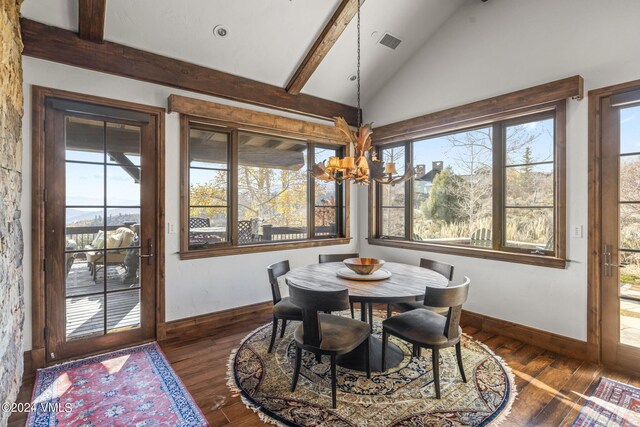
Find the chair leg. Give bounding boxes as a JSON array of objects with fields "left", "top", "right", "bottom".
[
  {"left": 291, "top": 346, "right": 302, "bottom": 392},
  {"left": 456, "top": 341, "right": 467, "bottom": 383},
  {"left": 386, "top": 304, "right": 392, "bottom": 319},
  {"left": 268, "top": 317, "right": 278, "bottom": 353},
  {"left": 280, "top": 319, "right": 287, "bottom": 338},
  {"left": 315, "top": 352, "right": 322, "bottom": 363},
  {"left": 368, "top": 303, "right": 373, "bottom": 330},
  {"left": 432, "top": 348, "right": 441, "bottom": 399},
  {"left": 330, "top": 354, "right": 337, "bottom": 409},
  {"left": 350, "top": 302, "right": 355, "bottom": 319},
  {"left": 365, "top": 337, "right": 371, "bottom": 379},
  {"left": 381, "top": 330, "right": 388, "bottom": 372},
  {"left": 412, "top": 344, "right": 422, "bottom": 357}
]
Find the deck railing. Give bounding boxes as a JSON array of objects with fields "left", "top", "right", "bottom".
[{"left": 68, "top": 224, "right": 339, "bottom": 248}]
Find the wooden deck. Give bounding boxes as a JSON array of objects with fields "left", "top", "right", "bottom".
[
  {"left": 65, "top": 259, "right": 140, "bottom": 339},
  {"left": 9, "top": 312, "right": 640, "bottom": 427}
]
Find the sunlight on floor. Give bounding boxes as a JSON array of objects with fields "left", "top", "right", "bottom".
[
  {"left": 33, "top": 373, "right": 71, "bottom": 403},
  {"left": 101, "top": 354, "right": 130, "bottom": 375},
  {"left": 513, "top": 369, "right": 567, "bottom": 399}
]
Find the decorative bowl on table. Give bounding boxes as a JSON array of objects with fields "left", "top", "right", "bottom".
[{"left": 343, "top": 258, "right": 385, "bottom": 275}]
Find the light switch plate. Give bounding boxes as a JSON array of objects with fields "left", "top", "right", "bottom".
[
  {"left": 167, "top": 222, "right": 176, "bottom": 234},
  {"left": 571, "top": 225, "right": 583, "bottom": 238}
]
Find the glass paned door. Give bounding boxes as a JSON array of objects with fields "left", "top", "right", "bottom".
[
  {"left": 45, "top": 102, "right": 157, "bottom": 362},
  {"left": 601, "top": 96, "right": 640, "bottom": 370},
  {"left": 618, "top": 105, "right": 640, "bottom": 347}
]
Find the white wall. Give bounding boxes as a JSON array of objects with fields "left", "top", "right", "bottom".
[
  {"left": 21, "top": 57, "right": 358, "bottom": 350},
  {"left": 360, "top": 0, "right": 640, "bottom": 340}
]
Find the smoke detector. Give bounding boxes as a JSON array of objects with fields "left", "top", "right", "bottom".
[
  {"left": 378, "top": 32, "right": 402, "bottom": 50},
  {"left": 213, "top": 25, "right": 229, "bottom": 38}
]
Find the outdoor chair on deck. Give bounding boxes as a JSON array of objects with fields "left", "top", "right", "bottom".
[
  {"left": 470, "top": 228, "right": 492, "bottom": 248},
  {"left": 85, "top": 227, "right": 135, "bottom": 282}
]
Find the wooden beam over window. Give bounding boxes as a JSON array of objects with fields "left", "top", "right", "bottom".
[
  {"left": 78, "top": 0, "right": 106, "bottom": 43},
  {"left": 20, "top": 18, "right": 359, "bottom": 125},
  {"left": 168, "top": 94, "right": 350, "bottom": 145},
  {"left": 286, "top": 0, "right": 358, "bottom": 95},
  {"left": 374, "top": 75, "right": 583, "bottom": 144}
]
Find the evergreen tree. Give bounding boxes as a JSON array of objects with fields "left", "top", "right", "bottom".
[{"left": 426, "top": 166, "right": 462, "bottom": 223}]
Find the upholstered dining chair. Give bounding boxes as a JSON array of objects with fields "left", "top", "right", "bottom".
[
  {"left": 381, "top": 277, "right": 470, "bottom": 399},
  {"left": 319, "top": 253, "right": 360, "bottom": 318},
  {"left": 287, "top": 280, "right": 371, "bottom": 409},
  {"left": 267, "top": 260, "right": 302, "bottom": 353},
  {"left": 386, "top": 258, "right": 455, "bottom": 318}
]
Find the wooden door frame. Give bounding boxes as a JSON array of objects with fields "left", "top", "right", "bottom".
[
  {"left": 31, "top": 86, "right": 166, "bottom": 368},
  {"left": 588, "top": 78, "right": 640, "bottom": 365}
]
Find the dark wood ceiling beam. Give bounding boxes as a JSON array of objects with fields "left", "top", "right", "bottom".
[
  {"left": 21, "top": 18, "right": 359, "bottom": 125},
  {"left": 78, "top": 0, "right": 106, "bottom": 43},
  {"left": 286, "top": 0, "right": 358, "bottom": 95}
]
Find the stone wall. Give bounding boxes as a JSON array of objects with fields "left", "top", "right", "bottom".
[{"left": 0, "top": 0, "right": 24, "bottom": 425}]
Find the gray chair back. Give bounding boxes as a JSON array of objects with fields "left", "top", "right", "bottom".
[
  {"left": 267, "top": 260, "right": 290, "bottom": 304},
  {"left": 423, "top": 276, "right": 470, "bottom": 339},
  {"left": 319, "top": 253, "right": 359, "bottom": 263},
  {"left": 287, "top": 280, "right": 350, "bottom": 347},
  {"left": 420, "top": 257, "right": 455, "bottom": 281}
]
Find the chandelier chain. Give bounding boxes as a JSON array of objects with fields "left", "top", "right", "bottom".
[{"left": 357, "top": 0, "right": 361, "bottom": 127}]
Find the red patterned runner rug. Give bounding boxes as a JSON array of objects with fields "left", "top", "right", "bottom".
[
  {"left": 25, "top": 342, "right": 208, "bottom": 427},
  {"left": 573, "top": 377, "right": 640, "bottom": 427}
]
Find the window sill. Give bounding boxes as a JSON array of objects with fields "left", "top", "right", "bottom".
[
  {"left": 179, "top": 237, "right": 352, "bottom": 260},
  {"left": 367, "top": 238, "right": 567, "bottom": 269}
]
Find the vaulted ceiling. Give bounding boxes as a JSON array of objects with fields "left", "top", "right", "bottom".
[{"left": 20, "top": 0, "right": 465, "bottom": 107}]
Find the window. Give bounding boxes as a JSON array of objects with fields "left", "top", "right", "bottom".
[
  {"left": 182, "top": 118, "right": 347, "bottom": 258},
  {"left": 379, "top": 145, "right": 407, "bottom": 238},
  {"left": 372, "top": 104, "right": 565, "bottom": 268},
  {"left": 187, "top": 126, "right": 230, "bottom": 246}
]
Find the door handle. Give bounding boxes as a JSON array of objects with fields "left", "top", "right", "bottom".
[
  {"left": 606, "top": 263, "right": 627, "bottom": 269},
  {"left": 603, "top": 244, "right": 627, "bottom": 277},
  {"left": 139, "top": 238, "right": 154, "bottom": 265}
]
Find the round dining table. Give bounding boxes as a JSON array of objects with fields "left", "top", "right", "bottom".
[{"left": 284, "top": 261, "right": 449, "bottom": 372}]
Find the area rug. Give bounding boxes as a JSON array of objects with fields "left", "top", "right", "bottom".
[
  {"left": 572, "top": 377, "right": 640, "bottom": 426},
  {"left": 227, "top": 312, "right": 516, "bottom": 426},
  {"left": 26, "top": 342, "right": 208, "bottom": 427}
]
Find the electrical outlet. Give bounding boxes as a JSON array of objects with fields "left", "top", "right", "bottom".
[
  {"left": 571, "top": 225, "right": 583, "bottom": 238},
  {"left": 167, "top": 222, "right": 175, "bottom": 234}
]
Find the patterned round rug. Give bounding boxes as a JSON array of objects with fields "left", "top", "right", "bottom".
[{"left": 227, "top": 312, "right": 516, "bottom": 426}]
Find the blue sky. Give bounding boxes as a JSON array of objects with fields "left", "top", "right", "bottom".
[
  {"left": 621, "top": 105, "right": 640, "bottom": 154},
  {"left": 412, "top": 118, "right": 554, "bottom": 175}
]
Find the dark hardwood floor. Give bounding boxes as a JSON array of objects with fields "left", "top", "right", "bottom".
[{"left": 9, "top": 312, "right": 640, "bottom": 426}]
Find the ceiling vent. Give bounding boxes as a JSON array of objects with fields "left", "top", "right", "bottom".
[{"left": 378, "top": 32, "right": 402, "bottom": 50}]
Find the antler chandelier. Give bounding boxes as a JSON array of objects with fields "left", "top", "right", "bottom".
[{"left": 311, "top": 1, "right": 414, "bottom": 186}]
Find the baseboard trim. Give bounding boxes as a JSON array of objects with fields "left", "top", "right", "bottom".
[
  {"left": 461, "top": 310, "right": 596, "bottom": 363},
  {"left": 164, "top": 301, "right": 273, "bottom": 341}
]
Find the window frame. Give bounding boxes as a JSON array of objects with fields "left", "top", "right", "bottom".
[
  {"left": 180, "top": 115, "right": 350, "bottom": 259},
  {"left": 369, "top": 101, "right": 567, "bottom": 268}
]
